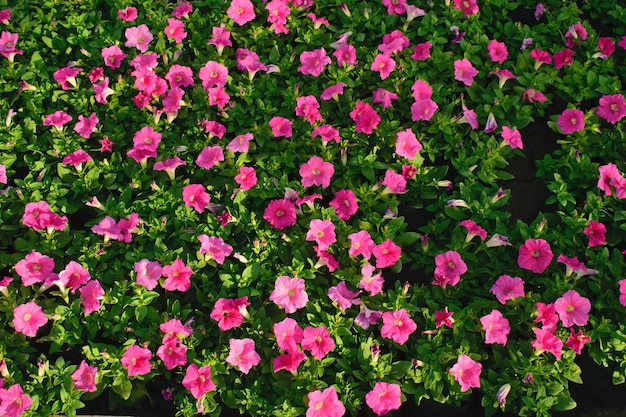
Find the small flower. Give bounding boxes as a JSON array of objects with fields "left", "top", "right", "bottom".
[
  {"left": 306, "top": 386, "right": 345, "bottom": 417},
  {"left": 227, "top": 0, "right": 256, "bottom": 25},
  {"left": 480, "top": 310, "right": 511, "bottom": 345},
  {"left": 182, "top": 364, "right": 215, "bottom": 399},
  {"left": 301, "top": 326, "right": 335, "bottom": 360},
  {"left": 554, "top": 289, "right": 591, "bottom": 327},
  {"left": 433, "top": 250, "right": 467, "bottom": 288},
  {"left": 454, "top": 58, "right": 479, "bottom": 86},
  {"left": 365, "top": 382, "right": 402, "bottom": 416},
  {"left": 270, "top": 276, "right": 308, "bottom": 313},
  {"left": 490, "top": 275, "right": 525, "bottom": 304},
  {"left": 488, "top": 39, "right": 508, "bottom": 63},
  {"left": 435, "top": 306, "right": 454, "bottom": 328},
  {"left": 328, "top": 281, "right": 360, "bottom": 311},
  {"left": 121, "top": 345, "right": 152, "bottom": 377},
  {"left": 566, "top": 329, "right": 591, "bottom": 354},
  {"left": 72, "top": 361, "right": 98, "bottom": 392},
  {"left": 13, "top": 301, "right": 48, "bottom": 337},
  {"left": 517, "top": 239, "right": 553, "bottom": 274},
  {"left": 372, "top": 239, "right": 402, "bottom": 269},
  {"left": 583, "top": 220, "right": 607, "bottom": 247},
  {"left": 449, "top": 354, "right": 482, "bottom": 392},
  {"left": 264, "top": 199, "right": 297, "bottom": 230},
  {"left": 226, "top": 338, "right": 261, "bottom": 374},
  {"left": 381, "top": 308, "right": 417, "bottom": 345},
  {"left": 531, "top": 328, "right": 563, "bottom": 360},
  {"left": 557, "top": 109, "right": 585, "bottom": 134}
]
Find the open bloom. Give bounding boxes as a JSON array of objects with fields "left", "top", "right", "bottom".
[
  {"left": 449, "top": 354, "right": 482, "bottom": 392},
  {"left": 480, "top": 310, "right": 511, "bottom": 345},
  {"left": 300, "top": 156, "right": 334, "bottom": 188},
  {"left": 264, "top": 199, "right": 297, "bottom": 229},
  {"left": 227, "top": 0, "right": 255, "bottom": 25},
  {"left": 0, "top": 384, "right": 33, "bottom": 417},
  {"left": 373, "top": 239, "right": 401, "bottom": 269},
  {"left": 365, "top": 382, "right": 402, "bottom": 416},
  {"left": 72, "top": 360, "right": 98, "bottom": 392},
  {"left": 210, "top": 297, "right": 249, "bottom": 331},
  {"left": 298, "top": 48, "right": 331, "bottom": 77},
  {"left": 501, "top": 126, "right": 523, "bottom": 149},
  {"left": 198, "top": 235, "right": 233, "bottom": 265},
  {"left": 433, "top": 251, "right": 467, "bottom": 287},
  {"left": 226, "top": 338, "right": 261, "bottom": 374},
  {"left": 270, "top": 276, "right": 308, "bottom": 313},
  {"left": 488, "top": 39, "right": 508, "bottom": 63},
  {"left": 182, "top": 184, "right": 211, "bottom": 213},
  {"left": 273, "top": 317, "right": 303, "bottom": 352},
  {"left": 306, "top": 386, "right": 345, "bottom": 417},
  {"left": 13, "top": 301, "right": 48, "bottom": 337},
  {"left": 381, "top": 308, "right": 417, "bottom": 345},
  {"left": 583, "top": 220, "right": 607, "bottom": 247},
  {"left": 359, "top": 264, "right": 384, "bottom": 296},
  {"left": 554, "top": 290, "right": 591, "bottom": 327},
  {"left": 371, "top": 54, "right": 395, "bottom": 80},
  {"left": 182, "top": 363, "right": 215, "bottom": 399},
  {"left": 518, "top": 239, "right": 553, "bottom": 273},
  {"left": 15, "top": 250, "right": 55, "bottom": 286},
  {"left": 566, "top": 329, "right": 591, "bottom": 354},
  {"left": 435, "top": 307, "right": 454, "bottom": 328},
  {"left": 306, "top": 219, "right": 336, "bottom": 250},
  {"left": 454, "top": 58, "right": 479, "bottom": 86},
  {"left": 301, "top": 326, "right": 335, "bottom": 360},
  {"left": 161, "top": 259, "right": 193, "bottom": 292},
  {"left": 395, "top": 128, "right": 422, "bottom": 160},
  {"left": 558, "top": 109, "right": 585, "bottom": 134},
  {"left": 531, "top": 328, "right": 563, "bottom": 360},
  {"left": 125, "top": 24, "right": 153, "bottom": 52},
  {"left": 329, "top": 189, "right": 358, "bottom": 220},
  {"left": 490, "top": 275, "right": 525, "bottom": 304},
  {"left": 348, "top": 230, "right": 375, "bottom": 258},
  {"left": 328, "top": 281, "right": 360, "bottom": 311},
  {"left": 121, "top": 345, "right": 152, "bottom": 376},
  {"left": 597, "top": 94, "right": 626, "bottom": 124}
]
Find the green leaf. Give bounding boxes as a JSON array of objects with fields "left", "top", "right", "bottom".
[{"left": 552, "top": 396, "right": 576, "bottom": 411}]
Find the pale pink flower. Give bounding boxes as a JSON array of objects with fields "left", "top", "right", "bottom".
[
  {"left": 480, "top": 310, "right": 510, "bottom": 345},
  {"left": 381, "top": 308, "right": 417, "bottom": 344},
  {"left": 395, "top": 128, "right": 422, "bottom": 160},
  {"left": 226, "top": 338, "right": 261, "bottom": 374},
  {"left": 161, "top": 259, "right": 193, "bottom": 292},
  {"left": 566, "top": 329, "right": 591, "bottom": 354},
  {"left": 557, "top": 109, "right": 585, "bottom": 134},
  {"left": 329, "top": 189, "right": 358, "bottom": 220},
  {"left": 373, "top": 239, "right": 401, "bottom": 269},
  {"left": 300, "top": 156, "right": 334, "bottom": 188},
  {"left": 234, "top": 166, "right": 257, "bottom": 191},
  {"left": 196, "top": 145, "right": 224, "bottom": 170},
  {"left": 13, "top": 301, "right": 48, "bottom": 337},
  {"left": 597, "top": 94, "right": 626, "bottom": 124},
  {"left": 488, "top": 39, "right": 508, "bottom": 63},
  {"left": 268, "top": 116, "right": 293, "bottom": 138},
  {"left": 74, "top": 113, "right": 99, "bottom": 138},
  {"left": 125, "top": 24, "right": 153, "bottom": 53},
  {"left": 449, "top": 354, "right": 482, "bottom": 392},
  {"left": 134, "top": 259, "right": 162, "bottom": 290},
  {"left": 365, "top": 382, "right": 402, "bottom": 416},
  {"left": 518, "top": 238, "right": 553, "bottom": 273},
  {"left": 182, "top": 184, "right": 211, "bottom": 213},
  {"left": 264, "top": 199, "right": 297, "bottom": 230},
  {"left": 554, "top": 289, "right": 591, "bottom": 327},
  {"left": 359, "top": 264, "right": 384, "bottom": 296},
  {"left": 80, "top": 280, "right": 105, "bottom": 315},
  {"left": 371, "top": 54, "right": 395, "bottom": 80},
  {"left": 348, "top": 230, "right": 375, "bottom": 258},
  {"left": 210, "top": 297, "right": 249, "bottom": 331},
  {"left": 501, "top": 126, "right": 523, "bottom": 149},
  {"left": 182, "top": 364, "right": 215, "bottom": 399},
  {"left": 270, "top": 276, "right": 308, "bottom": 313},
  {"left": 273, "top": 317, "right": 303, "bottom": 352},
  {"left": 198, "top": 235, "right": 232, "bottom": 265},
  {"left": 490, "top": 275, "right": 525, "bottom": 304},
  {"left": 454, "top": 58, "right": 479, "bottom": 86},
  {"left": 531, "top": 328, "right": 563, "bottom": 360},
  {"left": 299, "top": 48, "right": 331, "bottom": 77},
  {"left": 301, "top": 326, "right": 335, "bottom": 360},
  {"left": 165, "top": 64, "right": 194, "bottom": 89},
  {"left": 227, "top": 0, "right": 256, "bottom": 25},
  {"left": 72, "top": 360, "right": 98, "bottom": 392},
  {"left": 433, "top": 250, "right": 467, "bottom": 288},
  {"left": 584, "top": 220, "right": 607, "bottom": 247},
  {"left": 328, "top": 281, "right": 360, "bottom": 311},
  {"left": 164, "top": 18, "right": 186, "bottom": 43},
  {"left": 354, "top": 305, "right": 383, "bottom": 329},
  {"left": 306, "top": 387, "right": 345, "bottom": 417}
]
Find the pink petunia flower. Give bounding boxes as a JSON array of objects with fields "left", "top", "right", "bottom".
[
  {"left": 411, "top": 79, "right": 433, "bottom": 101},
  {"left": 501, "top": 126, "right": 523, "bottom": 149},
  {"left": 365, "top": 382, "right": 402, "bottom": 416},
  {"left": 157, "top": 338, "right": 188, "bottom": 370},
  {"left": 433, "top": 250, "right": 467, "bottom": 288},
  {"left": 597, "top": 94, "right": 626, "bottom": 124},
  {"left": 101, "top": 45, "right": 126, "bottom": 69},
  {"left": 619, "top": 279, "right": 626, "bottom": 307},
  {"left": 182, "top": 184, "right": 211, "bottom": 213},
  {"left": 371, "top": 54, "right": 395, "bottom": 80},
  {"left": 584, "top": 220, "right": 607, "bottom": 247},
  {"left": 161, "top": 259, "right": 193, "bottom": 292},
  {"left": 199, "top": 120, "right": 227, "bottom": 139},
  {"left": 435, "top": 306, "right": 454, "bottom": 328},
  {"left": 518, "top": 238, "right": 553, "bottom": 273},
  {"left": 0, "top": 384, "right": 33, "bottom": 417},
  {"left": 121, "top": 345, "right": 152, "bottom": 377},
  {"left": 395, "top": 128, "right": 422, "bottom": 160},
  {"left": 298, "top": 48, "right": 331, "bottom": 77},
  {"left": 226, "top": 338, "right": 261, "bottom": 374},
  {"left": 58, "top": 260, "right": 91, "bottom": 293},
  {"left": 480, "top": 310, "right": 510, "bottom": 345},
  {"left": 15, "top": 250, "right": 55, "bottom": 286},
  {"left": 134, "top": 259, "right": 162, "bottom": 290},
  {"left": 172, "top": 2, "right": 193, "bottom": 18},
  {"left": 359, "top": 264, "right": 384, "bottom": 296},
  {"left": 565, "top": 22, "right": 587, "bottom": 48},
  {"left": 554, "top": 289, "right": 591, "bottom": 327},
  {"left": 210, "top": 297, "right": 249, "bottom": 331},
  {"left": 268, "top": 116, "right": 293, "bottom": 138},
  {"left": 295, "top": 95, "right": 323, "bottom": 125},
  {"left": 13, "top": 301, "right": 48, "bottom": 337},
  {"left": 62, "top": 149, "right": 92, "bottom": 170},
  {"left": 333, "top": 43, "right": 357, "bottom": 67},
  {"left": 381, "top": 308, "right": 416, "bottom": 344},
  {"left": 53, "top": 67, "right": 83, "bottom": 90},
  {"left": 74, "top": 113, "right": 99, "bottom": 139},
  {"left": 301, "top": 326, "right": 335, "bottom": 360},
  {"left": 410, "top": 99, "right": 438, "bottom": 122},
  {"left": 125, "top": 24, "right": 153, "bottom": 53},
  {"left": 355, "top": 304, "right": 383, "bottom": 329},
  {"left": 320, "top": 83, "right": 346, "bottom": 101},
  {"left": 449, "top": 354, "right": 482, "bottom": 392},
  {"left": 348, "top": 230, "right": 375, "bottom": 258},
  {"left": 198, "top": 235, "right": 232, "bottom": 265},
  {"left": 491, "top": 69, "right": 518, "bottom": 89},
  {"left": 44, "top": 110, "right": 72, "bottom": 130},
  {"left": 328, "top": 281, "right": 360, "bottom": 311},
  {"left": 306, "top": 386, "right": 345, "bottom": 417},
  {"left": 531, "top": 328, "right": 563, "bottom": 360},
  {"left": 117, "top": 6, "right": 138, "bottom": 21},
  {"left": 372, "top": 88, "right": 398, "bottom": 108},
  {"left": 227, "top": 133, "right": 254, "bottom": 153},
  {"left": 459, "top": 219, "right": 487, "bottom": 242},
  {"left": 165, "top": 64, "right": 194, "bottom": 89},
  {"left": 566, "top": 329, "right": 591, "bottom": 354},
  {"left": 207, "top": 85, "right": 230, "bottom": 110},
  {"left": 350, "top": 101, "right": 380, "bottom": 134},
  {"left": 411, "top": 41, "right": 432, "bottom": 60},
  {"left": 378, "top": 30, "right": 409, "bottom": 54},
  {"left": 454, "top": 58, "right": 479, "bottom": 86},
  {"left": 329, "top": 189, "right": 358, "bottom": 220},
  {"left": 72, "top": 360, "right": 98, "bottom": 392},
  {"left": 234, "top": 166, "right": 258, "bottom": 191},
  {"left": 522, "top": 88, "right": 547, "bottom": 104},
  {"left": 273, "top": 350, "right": 307, "bottom": 374},
  {"left": 182, "top": 364, "right": 215, "bottom": 399},
  {"left": 597, "top": 163, "right": 626, "bottom": 197},
  {"left": 164, "top": 18, "right": 186, "bottom": 43},
  {"left": 153, "top": 157, "right": 186, "bottom": 180},
  {"left": 553, "top": 49, "right": 575, "bottom": 69},
  {"left": 270, "top": 276, "right": 308, "bottom": 313},
  {"left": 558, "top": 109, "right": 585, "bottom": 134},
  {"left": 273, "top": 317, "right": 303, "bottom": 352},
  {"left": 488, "top": 39, "right": 508, "bottom": 63},
  {"left": 236, "top": 48, "right": 268, "bottom": 78},
  {"left": 535, "top": 301, "right": 559, "bottom": 333},
  {"left": 373, "top": 239, "right": 401, "bottom": 269},
  {"left": 306, "top": 219, "right": 336, "bottom": 251},
  {"left": 300, "top": 156, "right": 334, "bottom": 188},
  {"left": 199, "top": 61, "right": 228, "bottom": 90},
  {"left": 490, "top": 275, "right": 525, "bottom": 305},
  {"left": 266, "top": 0, "right": 290, "bottom": 34},
  {"left": 80, "top": 280, "right": 104, "bottom": 315},
  {"left": 196, "top": 145, "right": 224, "bottom": 170},
  {"left": 22, "top": 201, "right": 68, "bottom": 232},
  {"left": 227, "top": 0, "right": 256, "bottom": 25},
  {"left": 381, "top": 0, "right": 406, "bottom": 14},
  {"left": 381, "top": 169, "right": 407, "bottom": 194},
  {"left": 264, "top": 199, "right": 297, "bottom": 229},
  {"left": 596, "top": 37, "right": 615, "bottom": 59}
]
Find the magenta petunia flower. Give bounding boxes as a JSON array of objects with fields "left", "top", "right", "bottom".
[
  {"left": 227, "top": 133, "right": 254, "bottom": 153},
  {"left": 301, "top": 326, "right": 335, "bottom": 360},
  {"left": 58, "top": 260, "right": 91, "bottom": 292},
  {"left": 373, "top": 239, "right": 402, "bottom": 269},
  {"left": 522, "top": 88, "right": 547, "bottom": 103},
  {"left": 566, "top": 329, "right": 591, "bottom": 354},
  {"left": 53, "top": 66, "right": 83, "bottom": 90},
  {"left": 619, "top": 280, "right": 626, "bottom": 307},
  {"left": 355, "top": 305, "right": 383, "bottom": 329},
  {"left": 350, "top": 101, "right": 380, "bottom": 134},
  {"left": 226, "top": 338, "right": 261, "bottom": 374},
  {"left": 200, "top": 120, "right": 227, "bottom": 138},
  {"left": 165, "top": 64, "right": 194, "bottom": 89},
  {"left": 378, "top": 30, "right": 409, "bottom": 54},
  {"left": 453, "top": 0, "right": 479, "bottom": 16},
  {"left": 101, "top": 45, "right": 126, "bottom": 69},
  {"left": 74, "top": 112, "right": 99, "bottom": 139},
  {"left": 365, "top": 382, "right": 401, "bottom": 416},
  {"left": 329, "top": 189, "right": 358, "bottom": 220},
  {"left": 227, "top": 0, "right": 256, "bottom": 25},
  {"left": 596, "top": 94, "right": 626, "bottom": 124},
  {"left": 207, "top": 85, "right": 230, "bottom": 109},
  {"left": 328, "top": 281, "right": 360, "bottom": 311},
  {"left": 164, "top": 18, "right": 186, "bottom": 43},
  {"left": 196, "top": 145, "right": 224, "bottom": 170},
  {"left": 381, "top": 169, "right": 407, "bottom": 194},
  {"left": 348, "top": 230, "right": 375, "bottom": 258},
  {"left": 295, "top": 95, "right": 323, "bottom": 124},
  {"left": 273, "top": 317, "right": 303, "bottom": 352},
  {"left": 117, "top": 6, "right": 138, "bottom": 21},
  {"left": 454, "top": 58, "right": 479, "bottom": 86},
  {"left": 333, "top": 43, "right": 357, "bottom": 67},
  {"left": 480, "top": 309, "right": 510, "bottom": 345},
  {"left": 490, "top": 274, "right": 525, "bottom": 305},
  {"left": 565, "top": 22, "right": 587, "bottom": 48},
  {"left": 266, "top": 0, "right": 290, "bottom": 34},
  {"left": 161, "top": 259, "right": 193, "bottom": 292},
  {"left": 411, "top": 41, "right": 432, "bottom": 60},
  {"left": 306, "top": 219, "right": 336, "bottom": 250},
  {"left": 234, "top": 166, "right": 258, "bottom": 191},
  {"left": 44, "top": 110, "right": 72, "bottom": 130},
  {"left": 198, "top": 235, "right": 232, "bottom": 265},
  {"left": 268, "top": 116, "right": 293, "bottom": 138},
  {"left": 381, "top": 308, "right": 416, "bottom": 344},
  {"left": 125, "top": 24, "right": 153, "bottom": 53},
  {"left": 298, "top": 48, "right": 331, "bottom": 77},
  {"left": 210, "top": 297, "right": 249, "bottom": 331},
  {"left": 160, "top": 318, "right": 193, "bottom": 339},
  {"left": 411, "top": 79, "right": 433, "bottom": 101},
  {"left": 535, "top": 301, "right": 559, "bottom": 333},
  {"left": 410, "top": 99, "right": 438, "bottom": 122},
  {"left": 72, "top": 360, "right": 98, "bottom": 392},
  {"left": 199, "top": 61, "right": 228, "bottom": 90},
  {"left": 395, "top": 128, "right": 422, "bottom": 160},
  {"left": 270, "top": 276, "right": 308, "bottom": 314},
  {"left": 182, "top": 184, "right": 211, "bottom": 213},
  {"left": 320, "top": 83, "right": 346, "bottom": 101},
  {"left": 172, "top": 2, "right": 193, "bottom": 18},
  {"left": 300, "top": 156, "right": 334, "bottom": 188},
  {"left": 372, "top": 88, "right": 398, "bottom": 108},
  {"left": 62, "top": 149, "right": 92, "bottom": 169},
  {"left": 157, "top": 338, "right": 187, "bottom": 370},
  {"left": 0, "top": 384, "right": 33, "bottom": 417},
  {"left": 501, "top": 126, "right": 523, "bottom": 149},
  {"left": 273, "top": 350, "right": 307, "bottom": 374},
  {"left": 134, "top": 259, "right": 162, "bottom": 290},
  {"left": 359, "top": 264, "right": 384, "bottom": 296},
  {"left": 22, "top": 201, "right": 68, "bottom": 232},
  {"left": 433, "top": 250, "right": 467, "bottom": 288},
  {"left": 182, "top": 364, "right": 215, "bottom": 399},
  {"left": 553, "top": 48, "right": 575, "bottom": 69},
  {"left": 488, "top": 39, "right": 508, "bottom": 63},
  {"left": 153, "top": 157, "right": 186, "bottom": 180},
  {"left": 435, "top": 306, "right": 454, "bottom": 328},
  {"left": 517, "top": 238, "right": 553, "bottom": 273},
  {"left": 459, "top": 219, "right": 487, "bottom": 242},
  {"left": 264, "top": 199, "right": 297, "bottom": 230},
  {"left": 449, "top": 354, "right": 482, "bottom": 392},
  {"left": 311, "top": 125, "right": 340, "bottom": 144},
  {"left": 371, "top": 54, "right": 395, "bottom": 80},
  {"left": 121, "top": 344, "right": 153, "bottom": 376},
  {"left": 531, "top": 328, "right": 563, "bottom": 360},
  {"left": 381, "top": 0, "right": 406, "bottom": 14},
  {"left": 583, "top": 220, "right": 607, "bottom": 247},
  {"left": 557, "top": 109, "right": 585, "bottom": 134},
  {"left": 15, "top": 250, "right": 55, "bottom": 286},
  {"left": 597, "top": 163, "right": 626, "bottom": 197},
  {"left": 554, "top": 289, "right": 591, "bottom": 327},
  {"left": 306, "top": 386, "right": 345, "bottom": 417},
  {"left": 13, "top": 301, "right": 48, "bottom": 337},
  {"left": 80, "top": 280, "right": 104, "bottom": 315}
]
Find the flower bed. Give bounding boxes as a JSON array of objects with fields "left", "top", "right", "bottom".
[{"left": 0, "top": 0, "right": 625, "bottom": 416}]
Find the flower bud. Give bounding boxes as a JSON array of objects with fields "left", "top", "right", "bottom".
[{"left": 496, "top": 383, "right": 511, "bottom": 407}]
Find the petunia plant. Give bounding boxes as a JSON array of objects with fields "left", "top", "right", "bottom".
[{"left": 0, "top": 0, "right": 625, "bottom": 416}]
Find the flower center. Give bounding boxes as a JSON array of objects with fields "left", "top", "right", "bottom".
[
  {"left": 571, "top": 117, "right": 578, "bottom": 125},
  {"left": 276, "top": 210, "right": 284, "bottom": 217},
  {"left": 23, "top": 313, "right": 31, "bottom": 321},
  {"left": 32, "top": 263, "right": 41, "bottom": 270},
  {"left": 447, "top": 261, "right": 455, "bottom": 269},
  {"left": 531, "top": 250, "right": 540, "bottom": 257}
]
